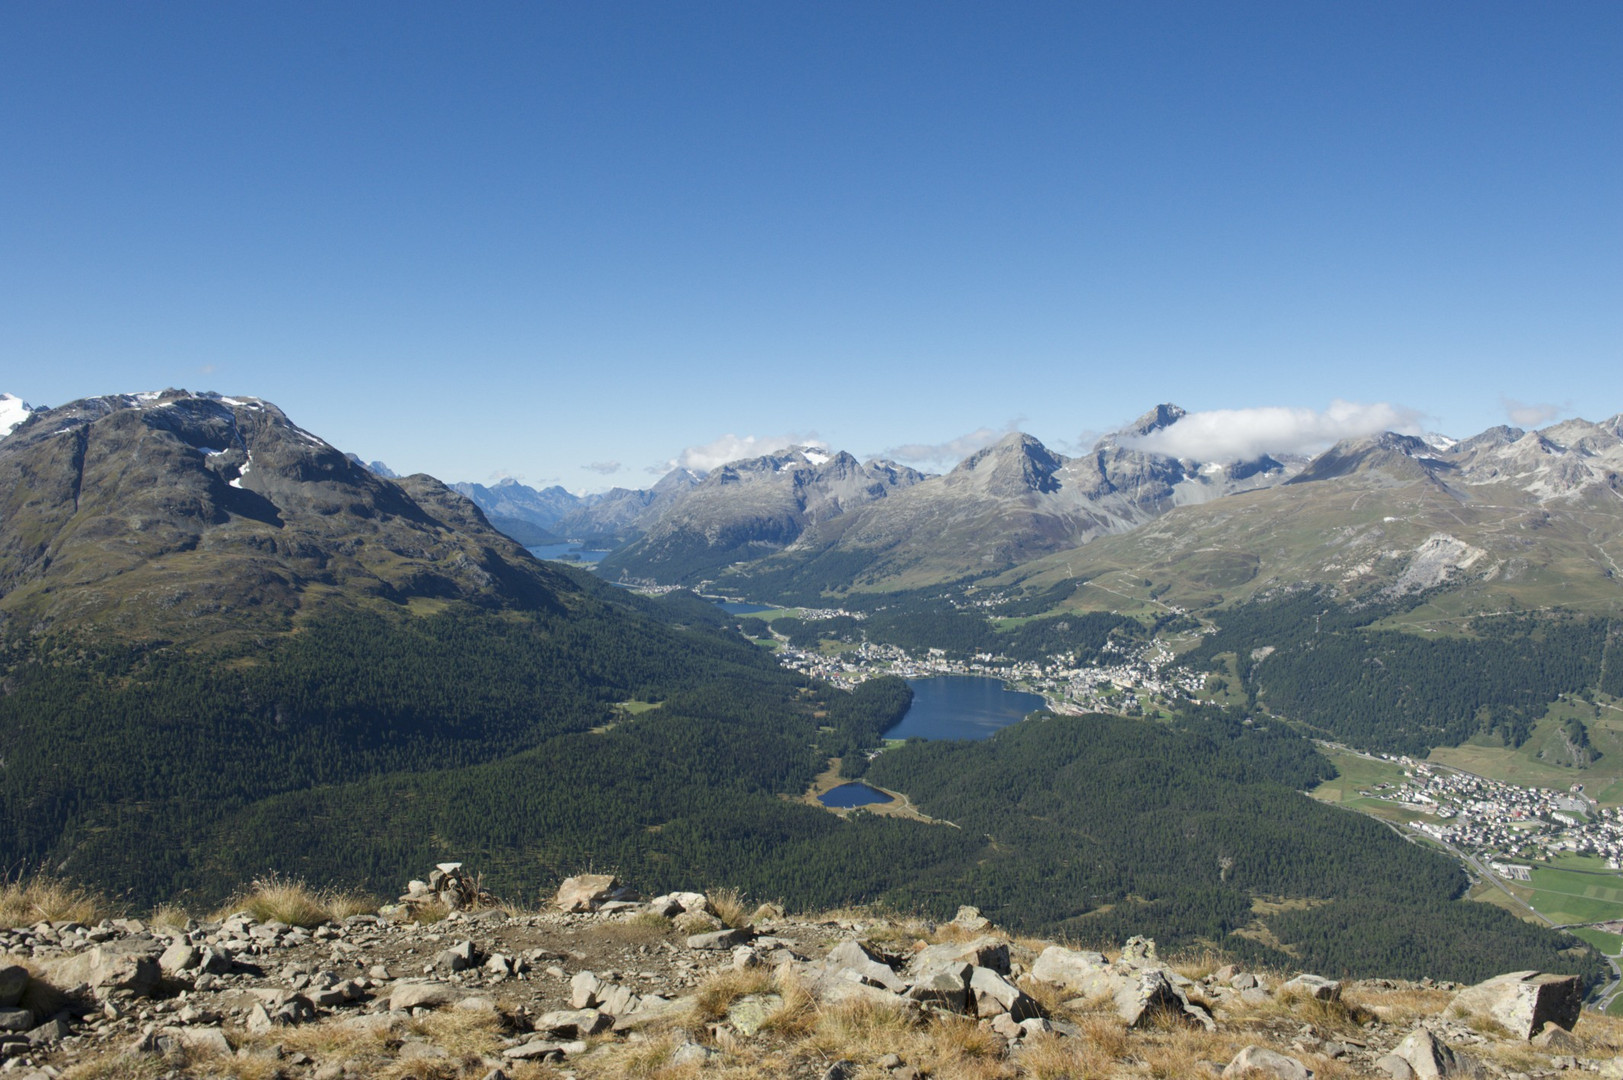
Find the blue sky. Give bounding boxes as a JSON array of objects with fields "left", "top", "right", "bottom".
[{"left": 3, "top": 2, "right": 1618, "bottom": 490}]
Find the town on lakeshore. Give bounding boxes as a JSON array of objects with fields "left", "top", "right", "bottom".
[{"left": 758, "top": 605, "right": 1205, "bottom": 715}]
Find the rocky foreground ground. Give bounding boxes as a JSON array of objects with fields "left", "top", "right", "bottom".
[{"left": 2, "top": 866, "right": 1620, "bottom": 1080}]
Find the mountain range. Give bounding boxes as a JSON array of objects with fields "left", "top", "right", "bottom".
[
  {"left": 456, "top": 403, "right": 1622, "bottom": 617},
  {"left": 0, "top": 387, "right": 1607, "bottom": 994}
]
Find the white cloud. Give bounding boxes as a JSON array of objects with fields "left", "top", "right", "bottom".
[
  {"left": 1125, "top": 401, "right": 1424, "bottom": 462},
  {"left": 884, "top": 418, "right": 1025, "bottom": 468},
  {"left": 582, "top": 460, "right": 623, "bottom": 475},
  {"left": 1501, "top": 397, "right": 1565, "bottom": 428},
  {"left": 656, "top": 432, "right": 826, "bottom": 474}
]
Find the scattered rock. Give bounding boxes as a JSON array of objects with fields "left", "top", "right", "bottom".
[
  {"left": 554, "top": 873, "right": 633, "bottom": 913},
  {"left": 1280, "top": 973, "right": 1341, "bottom": 1001},
  {"left": 1030, "top": 945, "right": 1110, "bottom": 990},
  {"left": 1389, "top": 1028, "right": 1479, "bottom": 1078},
  {"left": 687, "top": 928, "right": 752, "bottom": 951},
  {"left": 951, "top": 906, "right": 991, "bottom": 933},
  {"left": 388, "top": 981, "right": 458, "bottom": 1011}
]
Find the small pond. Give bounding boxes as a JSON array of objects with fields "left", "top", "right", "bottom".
[{"left": 817, "top": 783, "right": 894, "bottom": 808}]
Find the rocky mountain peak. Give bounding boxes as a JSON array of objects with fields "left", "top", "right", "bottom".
[
  {"left": 951, "top": 433, "right": 1066, "bottom": 496},
  {"left": 0, "top": 389, "right": 574, "bottom": 637},
  {"left": 1121, "top": 402, "right": 1188, "bottom": 438}
]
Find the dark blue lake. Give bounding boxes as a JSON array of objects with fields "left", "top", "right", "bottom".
[
  {"left": 818, "top": 782, "right": 894, "bottom": 808},
  {"left": 886, "top": 676, "right": 1046, "bottom": 741},
  {"left": 716, "top": 600, "right": 773, "bottom": 614},
  {"left": 526, "top": 544, "right": 609, "bottom": 564}
]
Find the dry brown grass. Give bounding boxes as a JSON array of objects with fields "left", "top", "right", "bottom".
[
  {"left": 211, "top": 873, "right": 378, "bottom": 928},
  {"left": 1016, "top": 973, "right": 1072, "bottom": 1017},
  {"left": 405, "top": 1005, "right": 510, "bottom": 1059},
  {"left": 916, "top": 1013, "right": 1009, "bottom": 1079},
  {"left": 148, "top": 902, "right": 191, "bottom": 932},
  {"left": 1339, "top": 984, "right": 1451, "bottom": 1027},
  {"left": 1074, "top": 1014, "right": 1130, "bottom": 1059},
  {"left": 689, "top": 966, "right": 778, "bottom": 1025},
  {"left": 0, "top": 873, "right": 108, "bottom": 926},
  {"left": 598, "top": 1032, "right": 699, "bottom": 1079},
  {"left": 60, "top": 1055, "right": 175, "bottom": 1080},
  {"left": 1270, "top": 989, "right": 1371, "bottom": 1035},
  {"left": 807, "top": 994, "right": 920, "bottom": 1061},
  {"left": 709, "top": 886, "right": 752, "bottom": 929},
  {"left": 593, "top": 910, "right": 674, "bottom": 946},
  {"left": 1164, "top": 945, "right": 1229, "bottom": 982},
  {"left": 1017, "top": 1031, "right": 1119, "bottom": 1080}
]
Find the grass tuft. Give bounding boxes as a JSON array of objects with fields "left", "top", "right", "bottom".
[
  {"left": 0, "top": 872, "right": 108, "bottom": 926},
  {"left": 709, "top": 886, "right": 752, "bottom": 929},
  {"left": 689, "top": 966, "right": 778, "bottom": 1025},
  {"left": 211, "top": 873, "right": 377, "bottom": 928}
]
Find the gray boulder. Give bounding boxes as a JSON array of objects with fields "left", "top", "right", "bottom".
[
  {"left": 1116, "top": 968, "right": 1213, "bottom": 1031},
  {"left": 1387, "top": 1028, "right": 1479, "bottom": 1079},
  {"left": 554, "top": 873, "right": 621, "bottom": 913},
  {"left": 908, "top": 936, "right": 1010, "bottom": 976},
  {"left": 1030, "top": 945, "right": 1110, "bottom": 990},
  {"left": 158, "top": 942, "right": 199, "bottom": 975},
  {"left": 44, "top": 939, "right": 163, "bottom": 997},
  {"left": 969, "top": 966, "right": 1040, "bottom": 1021},
  {"left": 825, "top": 938, "right": 907, "bottom": 993},
  {"left": 569, "top": 970, "right": 606, "bottom": 1010},
  {"left": 534, "top": 1008, "right": 612, "bottom": 1038},
  {"left": 1223, "top": 1045, "right": 1311, "bottom": 1080},
  {"left": 1448, "top": 970, "right": 1582, "bottom": 1040},
  {"left": 687, "top": 928, "right": 752, "bottom": 951},
  {"left": 951, "top": 905, "right": 991, "bottom": 933},
  {"left": 0, "top": 966, "right": 28, "bottom": 1008},
  {"left": 1280, "top": 973, "right": 1341, "bottom": 1001},
  {"left": 905, "top": 963, "right": 971, "bottom": 1012},
  {"left": 389, "top": 980, "right": 458, "bottom": 1011}
]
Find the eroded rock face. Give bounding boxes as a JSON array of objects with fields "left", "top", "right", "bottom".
[{"left": 1449, "top": 970, "right": 1582, "bottom": 1040}]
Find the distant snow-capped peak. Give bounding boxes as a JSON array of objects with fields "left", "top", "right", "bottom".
[{"left": 0, "top": 393, "right": 35, "bottom": 439}]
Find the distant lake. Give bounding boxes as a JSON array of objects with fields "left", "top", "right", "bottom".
[
  {"left": 818, "top": 782, "right": 893, "bottom": 808},
  {"left": 526, "top": 544, "right": 609, "bottom": 564},
  {"left": 886, "top": 676, "right": 1046, "bottom": 741},
  {"left": 716, "top": 600, "right": 773, "bottom": 614}
]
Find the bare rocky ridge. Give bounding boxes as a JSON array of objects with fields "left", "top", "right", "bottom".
[
  {"left": 3, "top": 868, "right": 1617, "bottom": 1079},
  {"left": 605, "top": 406, "right": 1302, "bottom": 591},
  {"left": 601, "top": 447, "right": 928, "bottom": 582},
  {"left": 991, "top": 411, "right": 1623, "bottom": 613}
]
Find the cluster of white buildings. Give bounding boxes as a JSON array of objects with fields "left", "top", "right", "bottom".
[
  {"left": 1360, "top": 758, "right": 1623, "bottom": 867},
  {"left": 771, "top": 626, "right": 1204, "bottom": 717}
]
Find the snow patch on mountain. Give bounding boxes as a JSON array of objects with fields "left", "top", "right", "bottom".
[{"left": 0, "top": 394, "right": 35, "bottom": 439}]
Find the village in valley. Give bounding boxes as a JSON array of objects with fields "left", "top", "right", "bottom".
[{"left": 771, "top": 616, "right": 1205, "bottom": 716}]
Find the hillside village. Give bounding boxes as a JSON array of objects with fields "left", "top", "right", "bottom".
[{"left": 1352, "top": 757, "right": 1623, "bottom": 870}]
